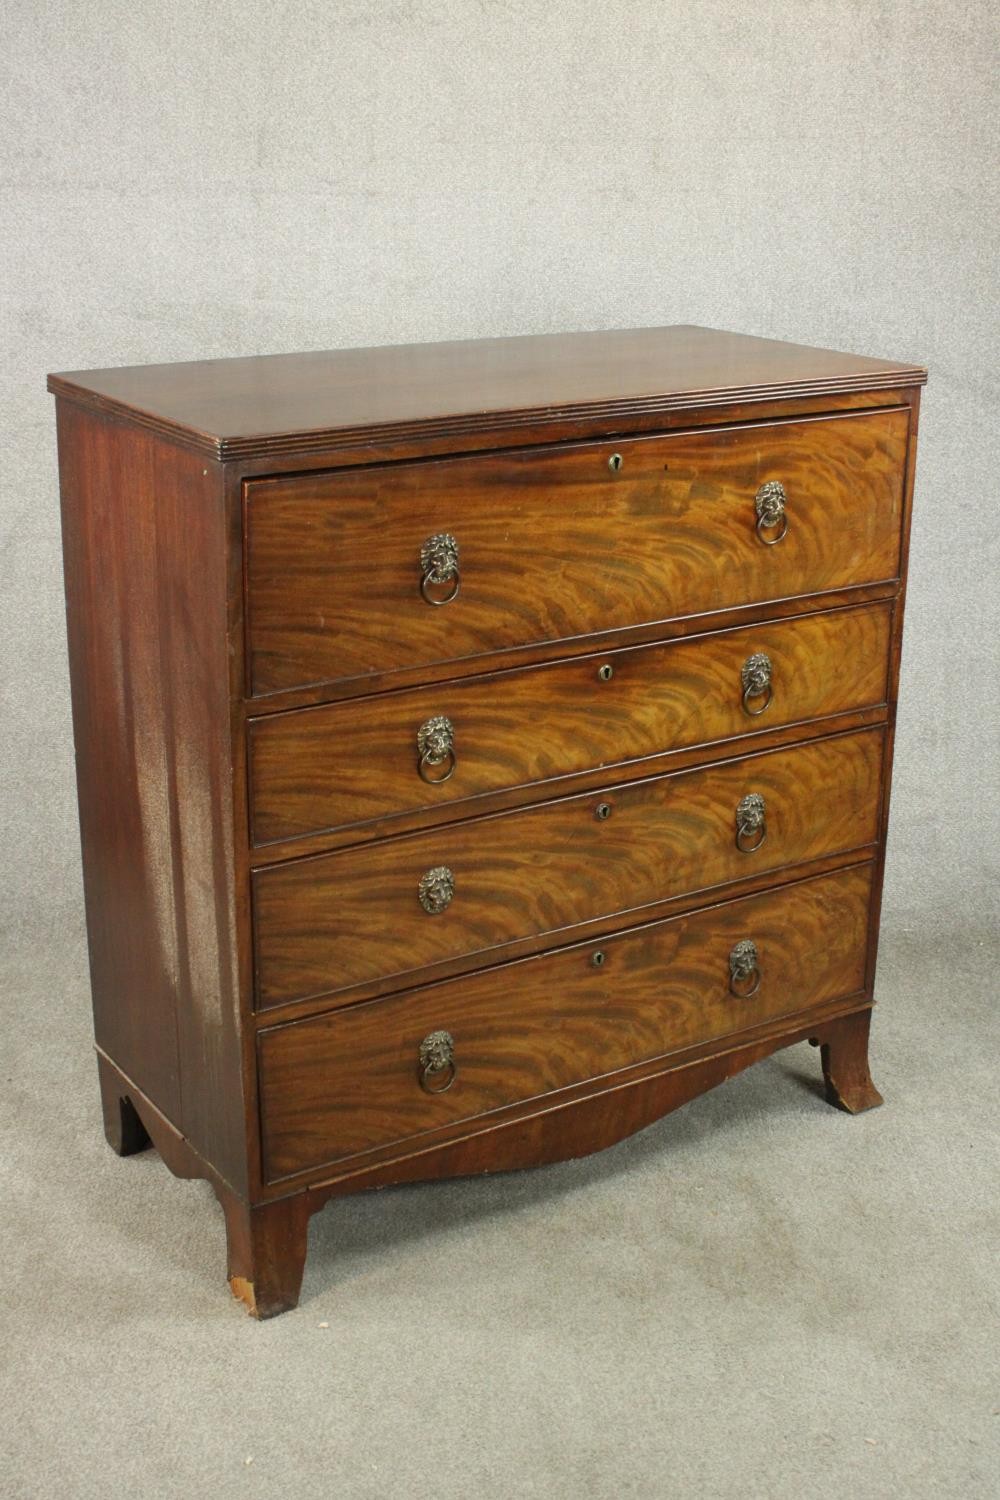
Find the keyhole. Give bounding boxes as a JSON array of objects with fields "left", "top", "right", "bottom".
[
  {"left": 608, "top": 453, "right": 622, "bottom": 472},
  {"left": 596, "top": 802, "right": 612, "bottom": 821}
]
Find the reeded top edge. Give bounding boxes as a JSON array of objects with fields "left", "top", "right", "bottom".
[{"left": 48, "top": 323, "right": 928, "bottom": 461}]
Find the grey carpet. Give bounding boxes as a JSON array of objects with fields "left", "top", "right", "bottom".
[{"left": 2, "top": 911, "right": 997, "bottom": 1500}]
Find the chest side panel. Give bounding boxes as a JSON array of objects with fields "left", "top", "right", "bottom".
[{"left": 56, "top": 401, "right": 248, "bottom": 1192}]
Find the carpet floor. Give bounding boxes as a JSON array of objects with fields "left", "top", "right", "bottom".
[{"left": 2, "top": 915, "right": 997, "bottom": 1499}]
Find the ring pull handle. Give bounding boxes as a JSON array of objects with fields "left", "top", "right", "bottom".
[
  {"left": 418, "top": 865, "right": 455, "bottom": 915},
  {"left": 741, "top": 651, "right": 773, "bottom": 716},
  {"left": 755, "top": 481, "right": 788, "bottom": 545},
  {"left": 420, "top": 533, "right": 460, "bottom": 605},
  {"left": 417, "top": 715, "right": 456, "bottom": 785},
  {"left": 729, "top": 939, "right": 761, "bottom": 999},
  {"left": 735, "top": 792, "right": 767, "bottom": 853},
  {"left": 418, "top": 1030, "right": 456, "bottom": 1093}
]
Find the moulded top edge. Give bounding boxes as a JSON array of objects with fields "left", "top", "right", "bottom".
[{"left": 48, "top": 323, "right": 927, "bottom": 462}]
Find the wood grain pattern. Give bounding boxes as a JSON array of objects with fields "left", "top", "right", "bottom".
[
  {"left": 258, "top": 863, "right": 874, "bottom": 1180},
  {"left": 248, "top": 710, "right": 889, "bottom": 874},
  {"left": 245, "top": 408, "right": 908, "bottom": 696},
  {"left": 227, "top": 390, "right": 909, "bottom": 494},
  {"left": 248, "top": 600, "right": 891, "bottom": 846},
  {"left": 56, "top": 401, "right": 248, "bottom": 1192},
  {"left": 242, "top": 580, "right": 901, "bottom": 721},
  {"left": 49, "top": 324, "right": 926, "bottom": 461},
  {"left": 252, "top": 727, "right": 884, "bottom": 1008},
  {"left": 303, "top": 1000, "right": 875, "bottom": 1201}
]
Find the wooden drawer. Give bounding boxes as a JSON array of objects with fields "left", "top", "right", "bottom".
[
  {"left": 252, "top": 726, "right": 883, "bottom": 1008},
  {"left": 244, "top": 408, "right": 908, "bottom": 697},
  {"left": 248, "top": 600, "right": 891, "bottom": 846},
  {"left": 258, "top": 862, "right": 874, "bottom": 1180}
]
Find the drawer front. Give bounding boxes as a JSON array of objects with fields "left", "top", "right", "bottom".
[
  {"left": 249, "top": 601, "right": 891, "bottom": 845},
  {"left": 258, "top": 863, "right": 874, "bottom": 1180},
  {"left": 252, "top": 727, "right": 883, "bottom": 1008},
  {"left": 245, "top": 408, "right": 908, "bottom": 696}
]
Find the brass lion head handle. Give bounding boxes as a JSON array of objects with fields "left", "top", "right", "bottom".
[
  {"left": 418, "top": 865, "right": 455, "bottom": 915},
  {"left": 729, "top": 939, "right": 761, "bottom": 999},
  {"left": 735, "top": 792, "right": 767, "bottom": 853},
  {"left": 420, "top": 533, "right": 460, "bottom": 605},
  {"left": 417, "top": 715, "right": 456, "bottom": 785},
  {"left": 418, "top": 1030, "right": 456, "bottom": 1094},
  {"left": 755, "top": 481, "right": 788, "bottom": 545},
  {"left": 741, "top": 651, "right": 773, "bottom": 716}
]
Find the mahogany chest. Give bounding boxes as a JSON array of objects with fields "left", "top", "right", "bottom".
[{"left": 50, "top": 325, "right": 925, "bottom": 1316}]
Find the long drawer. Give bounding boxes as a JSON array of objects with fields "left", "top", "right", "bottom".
[
  {"left": 248, "top": 601, "right": 891, "bottom": 845},
  {"left": 258, "top": 863, "right": 874, "bottom": 1180},
  {"left": 245, "top": 408, "right": 908, "bottom": 696},
  {"left": 252, "top": 727, "right": 883, "bottom": 1008}
]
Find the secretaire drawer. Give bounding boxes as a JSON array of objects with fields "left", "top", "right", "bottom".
[
  {"left": 258, "top": 862, "right": 875, "bottom": 1180},
  {"left": 244, "top": 407, "right": 908, "bottom": 697},
  {"left": 252, "top": 726, "right": 883, "bottom": 1009},
  {"left": 248, "top": 600, "right": 891, "bottom": 846}
]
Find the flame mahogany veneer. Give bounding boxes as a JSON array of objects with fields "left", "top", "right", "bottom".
[{"left": 51, "top": 324, "right": 924, "bottom": 1317}]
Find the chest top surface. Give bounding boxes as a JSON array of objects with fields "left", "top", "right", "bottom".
[{"left": 48, "top": 324, "right": 926, "bottom": 461}]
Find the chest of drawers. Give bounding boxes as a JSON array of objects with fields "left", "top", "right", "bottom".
[{"left": 50, "top": 325, "right": 925, "bottom": 1317}]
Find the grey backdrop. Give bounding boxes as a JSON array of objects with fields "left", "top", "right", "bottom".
[{"left": 3, "top": 5, "right": 1000, "bottom": 1497}]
